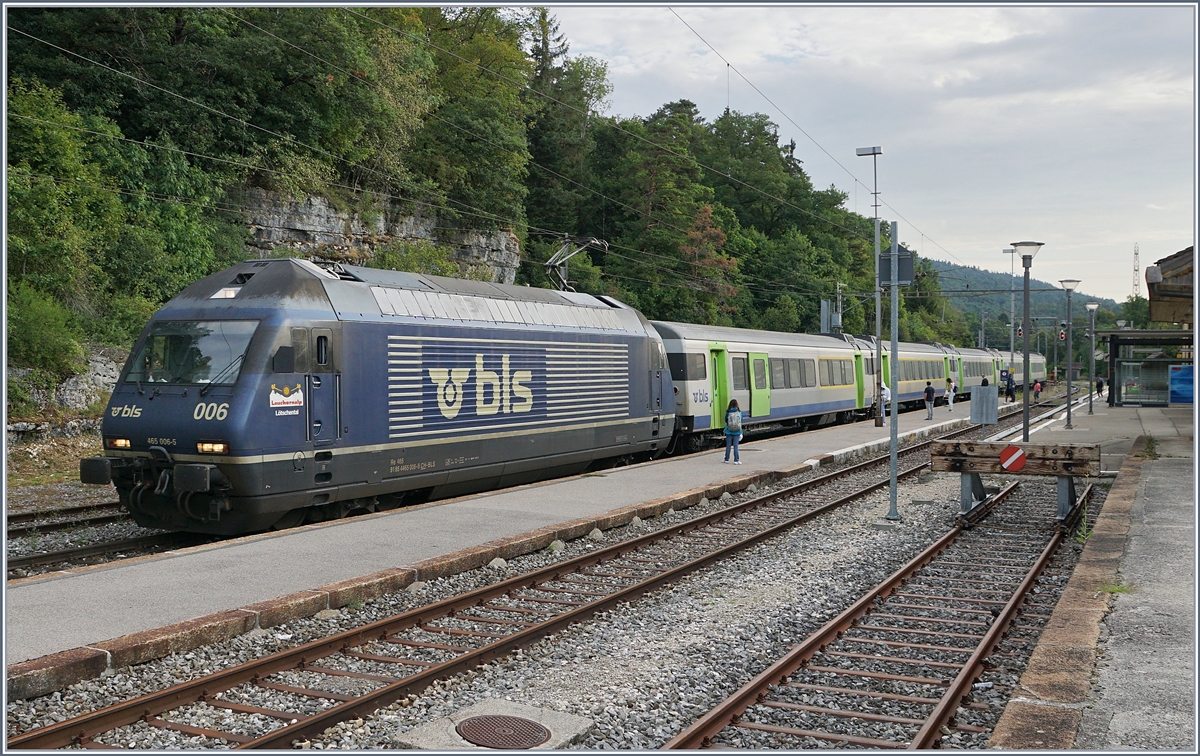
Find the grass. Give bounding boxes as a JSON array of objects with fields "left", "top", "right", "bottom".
[
  {"left": 6, "top": 435, "right": 104, "bottom": 487},
  {"left": 1140, "top": 436, "right": 1160, "bottom": 460},
  {"left": 1101, "top": 582, "right": 1134, "bottom": 594}
]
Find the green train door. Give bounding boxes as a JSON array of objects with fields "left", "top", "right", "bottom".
[
  {"left": 708, "top": 343, "right": 728, "bottom": 430},
  {"left": 749, "top": 351, "right": 770, "bottom": 417},
  {"left": 854, "top": 352, "right": 865, "bottom": 408}
]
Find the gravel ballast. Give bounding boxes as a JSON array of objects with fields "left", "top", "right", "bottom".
[{"left": 8, "top": 467, "right": 1094, "bottom": 749}]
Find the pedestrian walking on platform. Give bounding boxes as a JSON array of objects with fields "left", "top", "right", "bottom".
[
  {"left": 1033, "top": 380, "right": 1042, "bottom": 401},
  {"left": 924, "top": 381, "right": 936, "bottom": 420},
  {"left": 881, "top": 384, "right": 892, "bottom": 426},
  {"left": 946, "top": 377, "right": 955, "bottom": 412},
  {"left": 1005, "top": 376, "right": 1016, "bottom": 404},
  {"left": 1096, "top": 377, "right": 1105, "bottom": 399},
  {"left": 723, "top": 399, "right": 743, "bottom": 464}
]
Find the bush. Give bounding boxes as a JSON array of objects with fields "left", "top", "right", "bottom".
[
  {"left": 7, "top": 369, "right": 57, "bottom": 419},
  {"left": 6, "top": 282, "right": 84, "bottom": 379}
]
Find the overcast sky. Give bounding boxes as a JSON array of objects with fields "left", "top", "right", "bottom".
[{"left": 547, "top": 4, "right": 1196, "bottom": 304}]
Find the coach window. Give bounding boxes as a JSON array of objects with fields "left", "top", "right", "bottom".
[
  {"left": 785, "top": 359, "right": 801, "bottom": 388},
  {"left": 801, "top": 359, "right": 817, "bottom": 387},
  {"left": 753, "top": 358, "right": 767, "bottom": 390},
  {"left": 770, "top": 359, "right": 786, "bottom": 389},
  {"left": 668, "top": 353, "right": 708, "bottom": 382},
  {"left": 732, "top": 357, "right": 749, "bottom": 391}
]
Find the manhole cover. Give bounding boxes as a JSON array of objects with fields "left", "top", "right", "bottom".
[{"left": 456, "top": 714, "right": 551, "bottom": 749}]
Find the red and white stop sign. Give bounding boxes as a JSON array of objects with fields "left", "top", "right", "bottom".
[{"left": 1000, "top": 445, "right": 1027, "bottom": 472}]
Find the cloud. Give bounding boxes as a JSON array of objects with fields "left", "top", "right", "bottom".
[{"left": 546, "top": 5, "right": 1194, "bottom": 302}]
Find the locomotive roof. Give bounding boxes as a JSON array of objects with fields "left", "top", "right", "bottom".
[{"left": 165, "top": 258, "right": 649, "bottom": 334}]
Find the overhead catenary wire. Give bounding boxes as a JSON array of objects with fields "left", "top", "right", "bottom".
[
  {"left": 13, "top": 18, "right": 844, "bottom": 303},
  {"left": 667, "top": 7, "right": 967, "bottom": 265},
  {"left": 11, "top": 17, "right": 884, "bottom": 305},
  {"left": 344, "top": 8, "right": 871, "bottom": 243}
]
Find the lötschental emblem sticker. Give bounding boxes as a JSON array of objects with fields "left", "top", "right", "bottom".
[{"left": 269, "top": 383, "right": 304, "bottom": 408}]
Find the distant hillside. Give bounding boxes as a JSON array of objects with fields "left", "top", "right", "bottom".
[{"left": 930, "top": 259, "right": 1121, "bottom": 320}]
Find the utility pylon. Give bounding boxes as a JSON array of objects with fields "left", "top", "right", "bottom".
[{"left": 1133, "top": 243, "right": 1141, "bottom": 298}]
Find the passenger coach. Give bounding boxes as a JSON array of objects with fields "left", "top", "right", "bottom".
[
  {"left": 653, "top": 322, "right": 867, "bottom": 451},
  {"left": 82, "top": 259, "right": 672, "bottom": 535}
]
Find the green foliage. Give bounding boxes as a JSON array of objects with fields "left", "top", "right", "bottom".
[
  {"left": 8, "top": 5, "right": 1055, "bottom": 401},
  {"left": 6, "top": 283, "right": 85, "bottom": 379},
  {"left": 367, "top": 239, "right": 492, "bottom": 281}
]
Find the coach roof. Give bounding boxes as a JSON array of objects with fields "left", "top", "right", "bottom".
[{"left": 651, "top": 321, "right": 858, "bottom": 350}]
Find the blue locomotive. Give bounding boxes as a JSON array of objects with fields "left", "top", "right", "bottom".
[
  {"left": 81, "top": 257, "right": 1049, "bottom": 536},
  {"left": 81, "top": 259, "right": 672, "bottom": 534}
]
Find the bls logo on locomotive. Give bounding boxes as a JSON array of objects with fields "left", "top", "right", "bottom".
[
  {"left": 429, "top": 354, "right": 533, "bottom": 420},
  {"left": 111, "top": 404, "right": 143, "bottom": 417}
]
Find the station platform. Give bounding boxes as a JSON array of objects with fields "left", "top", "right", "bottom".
[
  {"left": 989, "top": 404, "right": 1195, "bottom": 750},
  {"left": 4, "top": 398, "right": 1179, "bottom": 710}
]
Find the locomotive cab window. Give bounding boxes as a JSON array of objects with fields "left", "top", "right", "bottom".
[
  {"left": 125, "top": 321, "right": 258, "bottom": 385},
  {"left": 316, "top": 335, "right": 329, "bottom": 365}
]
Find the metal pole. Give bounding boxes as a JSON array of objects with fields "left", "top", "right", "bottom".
[
  {"left": 1053, "top": 323, "right": 1058, "bottom": 382},
  {"left": 887, "top": 221, "right": 900, "bottom": 520},
  {"left": 1009, "top": 252, "right": 1015, "bottom": 370},
  {"left": 1022, "top": 253, "right": 1032, "bottom": 442},
  {"left": 873, "top": 156, "right": 883, "bottom": 427},
  {"left": 1065, "top": 290, "right": 1074, "bottom": 429},
  {"left": 1088, "top": 307, "right": 1097, "bottom": 415}
]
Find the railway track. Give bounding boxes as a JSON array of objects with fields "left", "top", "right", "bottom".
[
  {"left": 6, "top": 501, "right": 127, "bottom": 538},
  {"left": 6, "top": 533, "right": 208, "bottom": 575},
  {"left": 2, "top": 399, "right": 1053, "bottom": 584},
  {"left": 8, "top": 411, "right": 1024, "bottom": 749},
  {"left": 663, "top": 481, "right": 1092, "bottom": 749}
]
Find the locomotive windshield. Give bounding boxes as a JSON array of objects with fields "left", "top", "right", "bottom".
[{"left": 125, "top": 321, "right": 258, "bottom": 385}]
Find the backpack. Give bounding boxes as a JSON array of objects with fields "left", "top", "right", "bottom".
[{"left": 727, "top": 409, "right": 742, "bottom": 433}]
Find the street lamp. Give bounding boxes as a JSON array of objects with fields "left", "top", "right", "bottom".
[
  {"left": 1086, "top": 302, "right": 1099, "bottom": 415},
  {"left": 857, "top": 146, "right": 884, "bottom": 426},
  {"left": 1003, "top": 247, "right": 1017, "bottom": 370},
  {"left": 1012, "top": 241, "right": 1044, "bottom": 442},
  {"left": 1060, "top": 279, "right": 1081, "bottom": 428}
]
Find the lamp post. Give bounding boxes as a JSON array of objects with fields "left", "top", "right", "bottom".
[
  {"left": 887, "top": 221, "right": 900, "bottom": 520},
  {"left": 1086, "top": 302, "right": 1099, "bottom": 415},
  {"left": 1004, "top": 247, "right": 1017, "bottom": 371},
  {"left": 857, "top": 146, "right": 884, "bottom": 426},
  {"left": 1012, "top": 241, "right": 1044, "bottom": 442},
  {"left": 1060, "top": 279, "right": 1081, "bottom": 429}
]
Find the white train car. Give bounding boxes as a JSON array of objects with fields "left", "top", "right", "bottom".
[
  {"left": 652, "top": 322, "right": 867, "bottom": 450},
  {"left": 1002, "top": 351, "right": 1048, "bottom": 388}
]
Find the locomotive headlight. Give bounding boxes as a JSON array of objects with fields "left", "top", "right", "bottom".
[
  {"left": 105, "top": 437, "right": 132, "bottom": 449},
  {"left": 196, "top": 441, "right": 230, "bottom": 454}
]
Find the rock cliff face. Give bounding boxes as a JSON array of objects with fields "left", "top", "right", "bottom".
[{"left": 240, "top": 188, "right": 521, "bottom": 284}]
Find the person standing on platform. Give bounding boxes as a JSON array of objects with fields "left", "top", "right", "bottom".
[
  {"left": 924, "top": 381, "right": 936, "bottom": 420},
  {"left": 946, "top": 377, "right": 955, "bottom": 412},
  {"left": 881, "top": 383, "right": 892, "bottom": 426},
  {"left": 723, "top": 399, "right": 743, "bottom": 465},
  {"left": 1097, "top": 377, "right": 1105, "bottom": 399},
  {"left": 1006, "top": 375, "right": 1016, "bottom": 403}
]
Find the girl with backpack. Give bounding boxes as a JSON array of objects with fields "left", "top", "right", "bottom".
[{"left": 724, "top": 399, "right": 743, "bottom": 464}]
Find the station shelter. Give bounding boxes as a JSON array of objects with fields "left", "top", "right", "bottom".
[{"left": 1098, "top": 327, "right": 1194, "bottom": 407}]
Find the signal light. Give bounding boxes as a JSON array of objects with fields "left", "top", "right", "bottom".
[
  {"left": 1017, "top": 327, "right": 1023, "bottom": 337},
  {"left": 1059, "top": 330, "right": 1066, "bottom": 341}
]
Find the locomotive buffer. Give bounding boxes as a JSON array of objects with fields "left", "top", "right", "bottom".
[{"left": 931, "top": 440, "right": 1099, "bottom": 527}]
